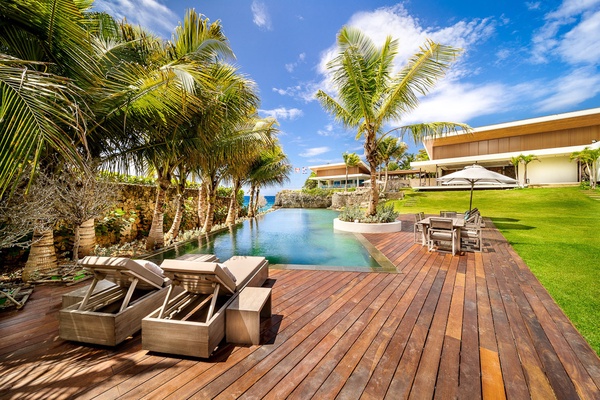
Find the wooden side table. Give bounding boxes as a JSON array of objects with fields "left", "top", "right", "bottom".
[{"left": 226, "top": 287, "right": 272, "bottom": 345}]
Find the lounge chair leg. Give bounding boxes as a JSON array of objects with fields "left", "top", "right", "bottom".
[
  {"left": 157, "top": 284, "right": 175, "bottom": 319},
  {"left": 206, "top": 284, "right": 220, "bottom": 322},
  {"left": 78, "top": 277, "right": 100, "bottom": 310},
  {"left": 119, "top": 278, "right": 139, "bottom": 312}
]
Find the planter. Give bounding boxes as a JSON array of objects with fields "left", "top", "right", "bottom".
[{"left": 333, "top": 218, "right": 402, "bottom": 234}]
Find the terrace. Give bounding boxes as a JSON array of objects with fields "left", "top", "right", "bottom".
[{"left": 1, "top": 215, "right": 599, "bottom": 399}]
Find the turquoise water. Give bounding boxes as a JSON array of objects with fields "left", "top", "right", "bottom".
[
  {"left": 243, "top": 195, "right": 275, "bottom": 212},
  {"left": 152, "top": 209, "right": 390, "bottom": 270}
]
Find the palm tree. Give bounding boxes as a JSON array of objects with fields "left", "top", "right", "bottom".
[
  {"left": 519, "top": 154, "right": 539, "bottom": 186},
  {"left": 224, "top": 118, "right": 281, "bottom": 226},
  {"left": 571, "top": 147, "right": 600, "bottom": 189},
  {"left": 510, "top": 156, "right": 521, "bottom": 185},
  {"left": 376, "top": 137, "right": 408, "bottom": 192},
  {"left": 316, "top": 27, "right": 469, "bottom": 216},
  {"left": 247, "top": 145, "right": 292, "bottom": 218},
  {"left": 342, "top": 152, "right": 361, "bottom": 191}
]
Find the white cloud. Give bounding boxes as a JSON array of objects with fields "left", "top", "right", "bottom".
[
  {"left": 526, "top": 2, "right": 541, "bottom": 10},
  {"left": 272, "top": 82, "right": 320, "bottom": 102},
  {"left": 285, "top": 53, "right": 307, "bottom": 73},
  {"left": 531, "top": 0, "right": 600, "bottom": 64},
  {"left": 94, "top": 0, "right": 178, "bottom": 37},
  {"left": 536, "top": 68, "right": 600, "bottom": 111},
  {"left": 251, "top": 0, "right": 272, "bottom": 30},
  {"left": 556, "top": 10, "right": 600, "bottom": 64},
  {"left": 299, "top": 147, "right": 330, "bottom": 157},
  {"left": 260, "top": 107, "right": 303, "bottom": 120}
]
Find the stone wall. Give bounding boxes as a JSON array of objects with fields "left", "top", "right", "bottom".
[
  {"left": 273, "top": 190, "right": 332, "bottom": 208},
  {"left": 331, "top": 189, "right": 404, "bottom": 209}
]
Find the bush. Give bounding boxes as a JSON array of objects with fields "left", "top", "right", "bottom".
[
  {"left": 338, "top": 203, "right": 399, "bottom": 223},
  {"left": 301, "top": 187, "right": 334, "bottom": 197}
]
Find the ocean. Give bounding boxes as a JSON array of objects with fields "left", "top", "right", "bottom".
[{"left": 243, "top": 195, "right": 276, "bottom": 211}]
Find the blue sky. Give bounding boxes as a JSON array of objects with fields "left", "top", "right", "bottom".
[{"left": 95, "top": 0, "right": 600, "bottom": 194}]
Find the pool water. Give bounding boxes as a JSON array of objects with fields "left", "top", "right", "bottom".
[{"left": 152, "top": 209, "right": 394, "bottom": 271}]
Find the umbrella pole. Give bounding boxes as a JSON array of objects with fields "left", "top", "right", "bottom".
[{"left": 469, "top": 182, "right": 474, "bottom": 211}]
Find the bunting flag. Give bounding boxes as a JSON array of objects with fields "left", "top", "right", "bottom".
[
  {"left": 295, "top": 168, "right": 300, "bottom": 173},
  {"left": 302, "top": 167, "right": 307, "bottom": 174}
]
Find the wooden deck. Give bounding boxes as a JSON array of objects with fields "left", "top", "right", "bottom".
[{"left": 1, "top": 218, "right": 599, "bottom": 399}]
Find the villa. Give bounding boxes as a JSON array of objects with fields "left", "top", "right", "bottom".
[{"left": 412, "top": 107, "right": 600, "bottom": 187}]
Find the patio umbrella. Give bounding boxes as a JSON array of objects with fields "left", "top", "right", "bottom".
[{"left": 436, "top": 164, "right": 517, "bottom": 211}]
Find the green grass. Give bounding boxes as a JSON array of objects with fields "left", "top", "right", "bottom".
[{"left": 391, "top": 186, "right": 600, "bottom": 355}]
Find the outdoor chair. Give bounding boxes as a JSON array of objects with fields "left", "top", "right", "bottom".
[
  {"left": 427, "top": 217, "right": 459, "bottom": 255},
  {"left": 440, "top": 211, "right": 457, "bottom": 218},
  {"left": 59, "top": 256, "right": 174, "bottom": 346},
  {"left": 413, "top": 212, "right": 425, "bottom": 243},
  {"left": 142, "top": 256, "right": 269, "bottom": 358},
  {"left": 461, "top": 214, "right": 483, "bottom": 252}
]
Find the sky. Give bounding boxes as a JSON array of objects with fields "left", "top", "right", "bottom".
[{"left": 94, "top": 0, "right": 600, "bottom": 194}]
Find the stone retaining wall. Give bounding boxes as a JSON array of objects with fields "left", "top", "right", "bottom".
[{"left": 274, "top": 190, "right": 332, "bottom": 208}]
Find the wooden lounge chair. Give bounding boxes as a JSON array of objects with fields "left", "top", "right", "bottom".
[
  {"left": 59, "top": 256, "right": 177, "bottom": 346},
  {"left": 142, "top": 256, "right": 269, "bottom": 358},
  {"left": 427, "top": 217, "right": 459, "bottom": 255}
]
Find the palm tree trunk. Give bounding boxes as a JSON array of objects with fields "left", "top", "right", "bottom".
[
  {"left": 202, "top": 176, "right": 218, "bottom": 233},
  {"left": 22, "top": 228, "right": 58, "bottom": 282},
  {"left": 75, "top": 218, "right": 95, "bottom": 259},
  {"left": 382, "top": 163, "right": 389, "bottom": 193},
  {"left": 198, "top": 184, "right": 207, "bottom": 228},
  {"left": 225, "top": 180, "right": 241, "bottom": 225},
  {"left": 146, "top": 177, "right": 170, "bottom": 250},
  {"left": 254, "top": 188, "right": 261, "bottom": 216},
  {"left": 345, "top": 166, "right": 348, "bottom": 191},
  {"left": 248, "top": 185, "right": 256, "bottom": 218},
  {"left": 365, "top": 134, "right": 379, "bottom": 216},
  {"left": 166, "top": 193, "right": 184, "bottom": 241}
]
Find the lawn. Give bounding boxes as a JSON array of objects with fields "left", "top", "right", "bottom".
[{"left": 391, "top": 186, "right": 600, "bottom": 355}]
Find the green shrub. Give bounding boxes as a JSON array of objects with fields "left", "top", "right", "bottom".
[{"left": 338, "top": 203, "right": 399, "bottom": 223}]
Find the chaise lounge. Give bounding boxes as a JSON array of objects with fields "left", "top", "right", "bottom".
[
  {"left": 142, "top": 256, "right": 269, "bottom": 358},
  {"left": 59, "top": 256, "right": 179, "bottom": 346}
]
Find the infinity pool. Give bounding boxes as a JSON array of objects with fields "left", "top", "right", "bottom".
[{"left": 151, "top": 209, "right": 395, "bottom": 271}]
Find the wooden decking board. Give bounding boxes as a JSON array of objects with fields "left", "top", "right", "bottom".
[
  {"left": 483, "top": 250, "right": 530, "bottom": 399},
  {"left": 384, "top": 254, "right": 450, "bottom": 399},
  {"left": 495, "top": 242, "right": 580, "bottom": 399},
  {"left": 348, "top": 251, "right": 444, "bottom": 398},
  {"left": 409, "top": 255, "right": 459, "bottom": 399},
  {"left": 1, "top": 218, "right": 600, "bottom": 399},
  {"left": 286, "top": 274, "right": 407, "bottom": 400},
  {"left": 259, "top": 274, "right": 399, "bottom": 400},
  {"left": 316, "top": 251, "right": 439, "bottom": 398},
  {"left": 247, "top": 274, "right": 398, "bottom": 400},
  {"left": 208, "top": 273, "right": 384, "bottom": 399}
]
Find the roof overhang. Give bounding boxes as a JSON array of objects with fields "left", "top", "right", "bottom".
[
  {"left": 411, "top": 141, "right": 600, "bottom": 173},
  {"left": 309, "top": 173, "right": 371, "bottom": 180}
]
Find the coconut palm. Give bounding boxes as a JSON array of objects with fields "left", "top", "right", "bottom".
[
  {"left": 518, "top": 154, "right": 539, "bottom": 186},
  {"left": 510, "top": 156, "right": 521, "bottom": 185},
  {"left": 247, "top": 145, "right": 292, "bottom": 218},
  {"left": 316, "top": 27, "right": 470, "bottom": 215},
  {"left": 376, "top": 137, "right": 408, "bottom": 192},
  {"left": 571, "top": 147, "right": 600, "bottom": 189},
  {"left": 224, "top": 118, "right": 281, "bottom": 226},
  {"left": 342, "top": 152, "right": 361, "bottom": 191}
]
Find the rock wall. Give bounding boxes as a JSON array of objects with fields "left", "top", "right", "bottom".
[
  {"left": 274, "top": 190, "right": 332, "bottom": 208},
  {"left": 331, "top": 189, "right": 371, "bottom": 209}
]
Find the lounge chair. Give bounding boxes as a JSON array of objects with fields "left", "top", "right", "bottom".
[
  {"left": 142, "top": 256, "right": 269, "bottom": 358},
  {"left": 59, "top": 256, "right": 179, "bottom": 346},
  {"left": 427, "top": 217, "right": 459, "bottom": 255}
]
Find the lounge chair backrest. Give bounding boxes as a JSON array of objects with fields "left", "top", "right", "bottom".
[
  {"left": 429, "top": 218, "right": 454, "bottom": 230},
  {"left": 160, "top": 260, "right": 237, "bottom": 295},
  {"left": 81, "top": 256, "right": 166, "bottom": 289},
  {"left": 223, "top": 256, "right": 268, "bottom": 290}
]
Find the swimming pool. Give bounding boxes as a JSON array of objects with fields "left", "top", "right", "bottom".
[{"left": 151, "top": 209, "right": 395, "bottom": 272}]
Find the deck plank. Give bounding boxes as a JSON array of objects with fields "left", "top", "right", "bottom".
[{"left": 1, "top": 216, "right": 599, "bottom": 399}]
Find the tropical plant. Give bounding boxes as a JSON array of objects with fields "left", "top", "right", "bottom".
[
  {"left": 376, "top": 137, "right": 408, "bottom": 192},
  {"left": 518, "top": 154, "right": 539, "bottom": 186},
  {"left": 303, "top": 172, "right": 318, "bottom": 189},
  {"left": 571, "top": 147, "right": 600, "bottom": 189},
  {"left": 342, "top": 152, "right": 361, "bottom": 191},
  {"left": 316, "top": 27, "right": 469, "bottom": 216},
  {"left": 510, "top": 156, "right": 521, "bottom": 185},
  {"left": 399, "top": 153, "right": 416, "bottom": 170},
  {"left": 247, "top": 145, "right": 292, "bottom": 218}
]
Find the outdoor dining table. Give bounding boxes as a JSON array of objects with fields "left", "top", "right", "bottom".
[{"left": 416, "top": 216, "right": 465, "bottom": 248}]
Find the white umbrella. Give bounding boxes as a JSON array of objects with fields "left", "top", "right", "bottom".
[{"left": 436, "top": 164, "right": 517, "bottom": 211}]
